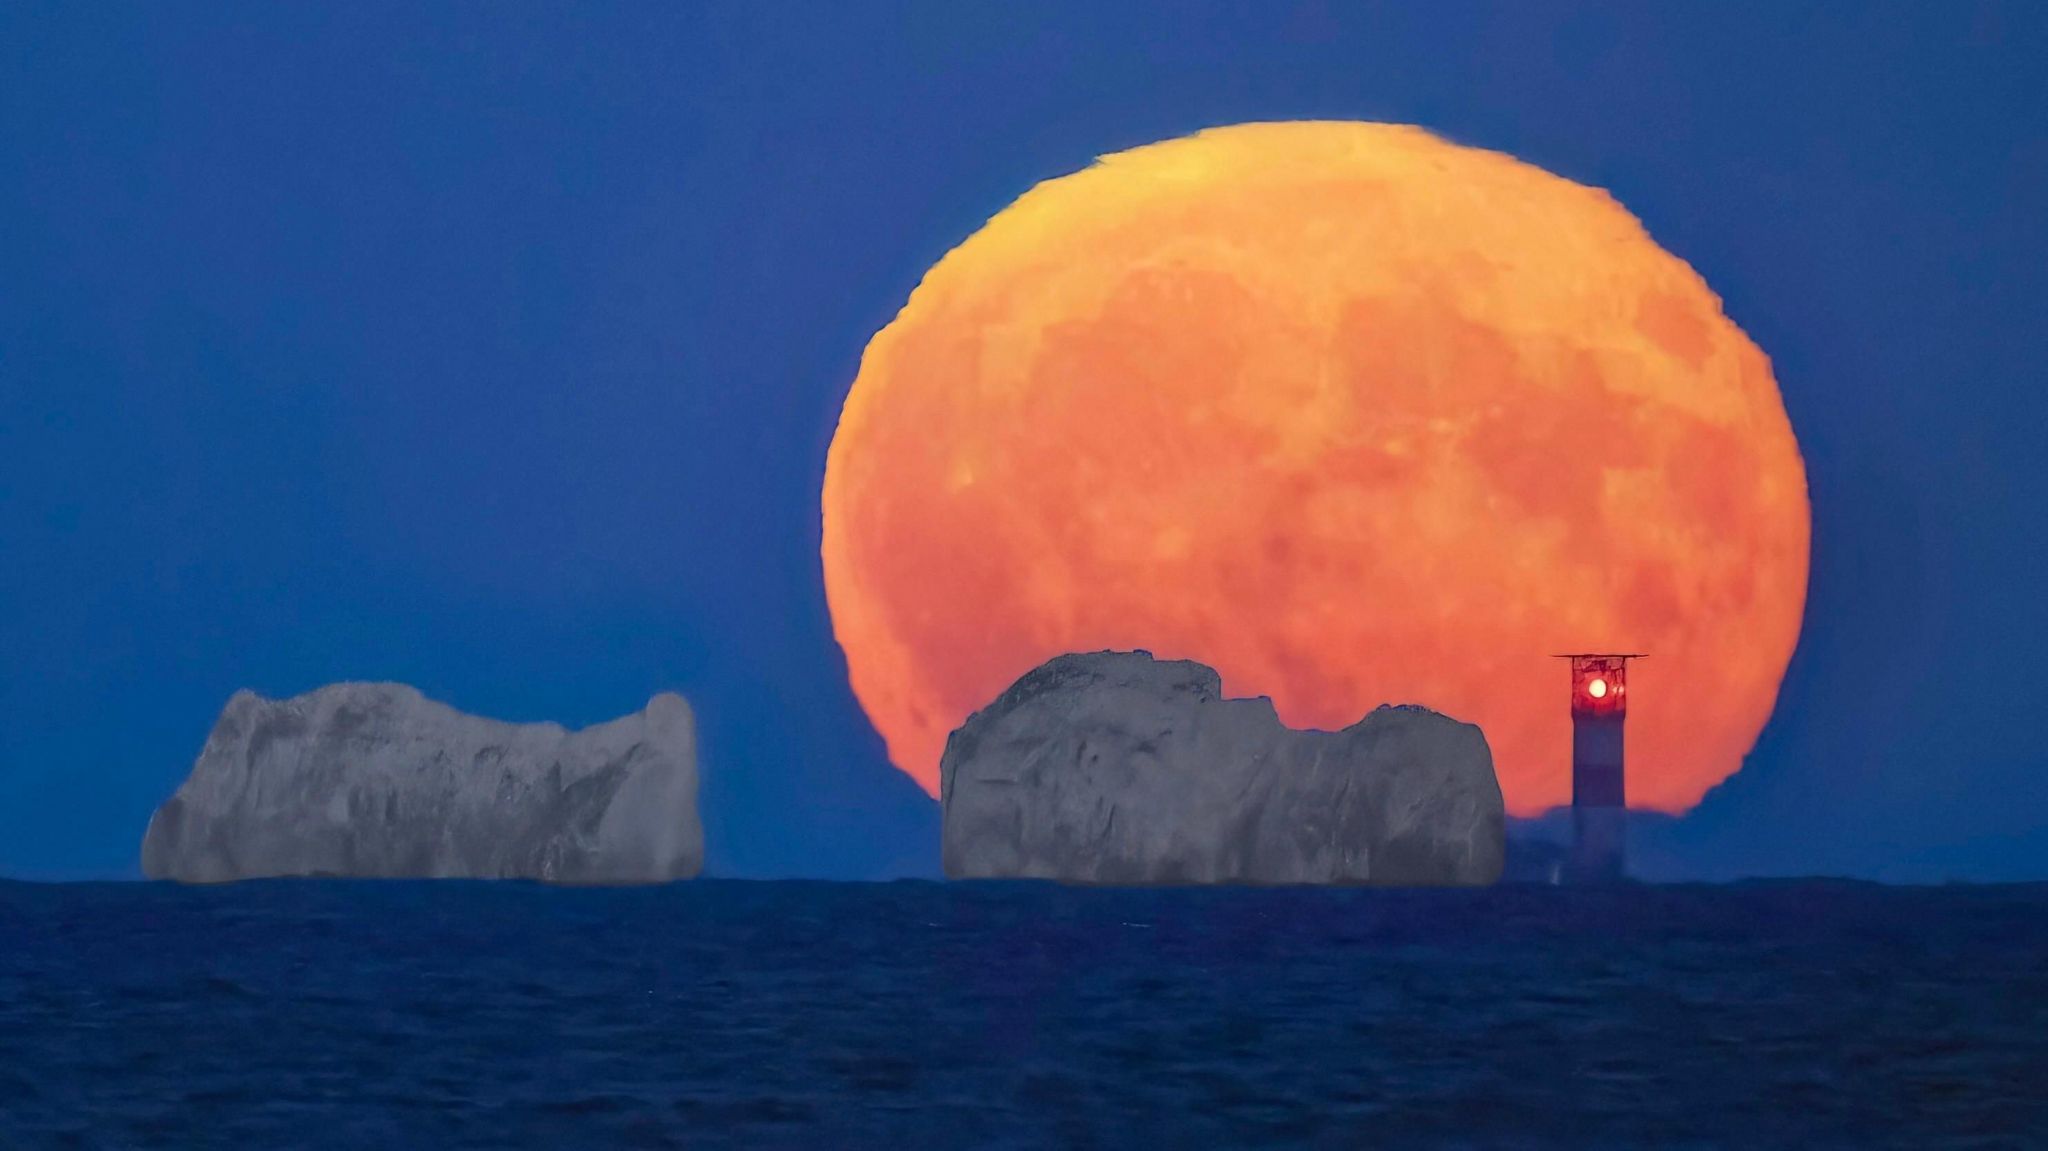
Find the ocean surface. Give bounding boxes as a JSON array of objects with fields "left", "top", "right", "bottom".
[{"left": 1, "top": 880, "right": 2042, "bottom": 1149}]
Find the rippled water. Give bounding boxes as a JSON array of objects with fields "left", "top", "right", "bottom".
[{"left": 2, "top": 880, "right": 2043, "bottom": 1148}]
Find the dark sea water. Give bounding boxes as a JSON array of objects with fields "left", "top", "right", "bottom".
[{"left": 1, "top": 880, "right": 2043, "bottom": 1150}]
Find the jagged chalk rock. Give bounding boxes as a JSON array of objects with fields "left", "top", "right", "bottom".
[
  {"left": 941, "top": 651, "right": 1504, "bottom": 885},
  {"left": 141, "top": 683, "right": 702, "bottom": 883}
]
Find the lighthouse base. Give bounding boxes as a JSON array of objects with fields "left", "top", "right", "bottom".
[{"left": 1569, "top": 804, "right": 1627, "bottom": 883}]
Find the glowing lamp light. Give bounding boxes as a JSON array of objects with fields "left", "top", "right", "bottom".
[{"left": 1587, "top": 678, "right": 1608, "bottom": 699}]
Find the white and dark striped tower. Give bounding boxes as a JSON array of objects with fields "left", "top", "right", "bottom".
[{"left": 1554, "top": 653, "right": 1643, "bottom": 883}]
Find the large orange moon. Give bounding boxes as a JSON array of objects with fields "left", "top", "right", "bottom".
[{"left": 822, "top": 121, "right": 1809, "bottom": 816}]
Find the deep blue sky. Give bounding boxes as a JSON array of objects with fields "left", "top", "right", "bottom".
[{"left": 4, "top": 2, "right": 2044, "bottom": 881}]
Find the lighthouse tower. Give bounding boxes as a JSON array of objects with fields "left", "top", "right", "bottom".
[{"left": 1554, "top": 653, "right": 1643, "bottom": 883}]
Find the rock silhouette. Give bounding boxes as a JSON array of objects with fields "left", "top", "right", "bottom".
[
  {"left": 941, "top": 651, "right": 1503, "bottom": 885},
  {"left": 142, "top": 683, "right": 701, "bottom": 883}
]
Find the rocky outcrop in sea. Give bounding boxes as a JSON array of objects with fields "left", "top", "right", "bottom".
[
  {"left": 142, "top": 683, "right": 701, "bottom": 884},
  {"left": 941, "top": 650, "right": 1503, "bottom": 885}
]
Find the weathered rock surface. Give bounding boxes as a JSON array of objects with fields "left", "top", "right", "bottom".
[
  {"left": 941, "top": 651, "right": 1504, "bottom": 885},
  {"left": 142, "top": 683, "right": 702, "bottom": 884}
]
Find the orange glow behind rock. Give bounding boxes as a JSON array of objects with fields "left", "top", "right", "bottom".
[{"left": 821, "top": 122, "right": 1810, "bottom": 815}]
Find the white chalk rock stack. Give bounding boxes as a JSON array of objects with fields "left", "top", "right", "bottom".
[
  {"left": 142, "top": 684, "right": 702, "bottom": 884},
  {"left": 941, "top": 651, "right": 1503, "bottom": 885}
]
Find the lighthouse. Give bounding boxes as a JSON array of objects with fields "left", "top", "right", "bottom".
[{"left": 1554, "top": 653, "right": 1643, "bottom": 883}]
